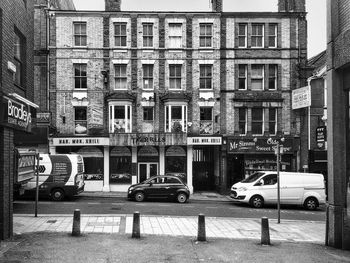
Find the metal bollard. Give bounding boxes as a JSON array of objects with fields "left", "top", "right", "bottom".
[
  {"left": 132, "top": 211, "right": 141, "bottom": 238},
  {"left": 72, "top": 209, "right": 81, "bottom": 236},
  {"left": 261, "top": 217, "right": 270, "bottom": 245},
  {"left": 197, "top": 213, "right": 206, "bottom": 242}
]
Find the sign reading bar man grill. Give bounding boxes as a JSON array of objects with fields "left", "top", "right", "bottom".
[{"left": 0, "top": 94, "right": 36, "bottom": 132}]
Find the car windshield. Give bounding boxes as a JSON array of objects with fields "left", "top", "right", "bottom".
[{"left": 241, "top": 172, "right": 265, "bottom": 183}]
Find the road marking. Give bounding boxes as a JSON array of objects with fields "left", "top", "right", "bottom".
[
  {"left": 111, "top": 203, "right": 125, "bottom": 206},
  {"left": 157, "top": 204, "right": 171, "bottom": 207},
  {"left": 87, "top": 202, "right": 100, "bottom": 205},
  {"left": 206, "top": 207, "right": 217, "bottom": 209}
]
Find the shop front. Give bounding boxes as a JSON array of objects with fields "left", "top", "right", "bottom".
[{"left": 225, "top": 137, "right": 299, "bottom": 190}]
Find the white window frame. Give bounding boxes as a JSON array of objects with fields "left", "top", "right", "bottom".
[
  {"left": 165, "top": 104, "right": 188, "bottom": 133},
  {"left": 251, "top": 24, "right": 264, "bottom": 48},
  {"left": 238, "top": 23, "right": 247, "bottom": 48},
  {"left": 109, "top": 102, "right": 132, "bottom": 133},
  {"left": 73, "top": 22, "right": 87, "bottom": 47},
  {"left": 238, "top": 108, "right": 247, "bottom": 135},
  {"left": 169, "top": 64, "right": 182, "bottom": 90},
  {"left": 199, "top": 23, "right": 213, "bottom": 48},
  {"left": 199, "top": 64, "right": 213, "bottom": 90},
  {"left": 114, "top": 22, "right": 127, "bottom": 47},
  {"left": 268, "top": 24, "right": 277, "bottom": 48},
  {"left": 168, "top": 23, "right": 182, "bottom": 49},
  {"left": 268, "top": 64, "right": 277, "bottom": 90},
  {"left": 142, "top": 64, "right": 154, "bottom": 90},
  {"left": 251, "top": 108, "right": 264, "bottom": 136},
  {"left": 251, "top": 65, "right": 264, "bottom": 90},
  {"left": 238, "top": 64, "right": 247, "bottom": 90},
  {"left": 114, "top": 64, "right": 128, "bottom": 90},
  {"left": 269, "top": 108, "right": 277, "bottom": 135}
]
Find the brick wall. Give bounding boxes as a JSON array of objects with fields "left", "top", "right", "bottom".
[{"left": 0, "top": 0, "right": 34, "bottom": 240}]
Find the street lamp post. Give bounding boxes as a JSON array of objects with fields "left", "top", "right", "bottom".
[{"left": 275, "top": 138, "right": 284, "bottom": 224}]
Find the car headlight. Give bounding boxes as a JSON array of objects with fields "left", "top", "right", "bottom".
[
  {"left": 238, "top": 187, "right": 247, "bottom": 192},
  {"left": 128, "top": 187, "right": 134, "bottom": 192}
]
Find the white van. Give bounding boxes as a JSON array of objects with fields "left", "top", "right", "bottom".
[
  {"left": 24, "top": 154, "right": 85, "bottom": 201},
  {"left": 230, "top": 171, "right": 326, "bottom": 210}
]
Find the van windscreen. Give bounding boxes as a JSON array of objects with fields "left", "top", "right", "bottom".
[{"left": 241, "top": 172, "right": 265, "bottom": 183}]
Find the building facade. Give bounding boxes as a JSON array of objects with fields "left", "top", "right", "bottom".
[
  {"left": 47, "top": 0, "right": 307, "bottom": 194},
  {"left": 326, "top": 0, "right": 350, "bottom": 250},
  {"left": 0, "top": 0, "right": 38, "bottom": 240}
]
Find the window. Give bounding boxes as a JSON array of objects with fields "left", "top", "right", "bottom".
[
  {"left": 109, "top": 104, "right": 132, "bottom": 133},
  {"left": 14, "top": 31, "right": 24, "bottom": 86},
  {"left": 251, "top": 65, "right": 264, "bottom": 90},
  {"left": 261, "top": 174, "right": 277, "bottom": 185},
  {"left": 252, "top": 108, "right": 264, "bottom": 135},
  {"left": 268, "top": 65, "right": 277, "bottom": 90},
  {"left": 165, "top": 105, "right": 187, "bottom": 132},
  {"left": 142, "top": 64, "right": 153, "bottom": 90},
  {"left": 269, "top": 108, "right": 277, "bottom": 135},
  {"left": 238, "top": 64, "right": 247, "bottom": 90},
  {"left": 169, "top": 64, "right": 182, "bottom": 90},
  {"left": 239, "top": 108, "right": 247, "bottom": 135},
  {"left": 73, "top": 22, "right": 87, "bottom": 46},
  {"left": 199, "top": 23, "right": 212, "bottom": 48},
  {"left": 114, "top": 23, "right": 127, "bottom": 47},
  {"left": 75, "top": 107, "right": 87, "bottom": 135},
  {"left": 114, "top": 64, "right": 127, "bottom": 90},
  {"left": 251, "top": 24, "right": 264, "bottom": 48},
  {"left": 200, "top": 107, "right": 213, "bottom": 134},
  {"left": 268, "top": 24, "right": 277, "bottom": 48},
  {"left": 143, "top": 107, "right": 154, "bottom": 121},
  {"left": 74, "top": 64, "right": 87, "bottom": 89},
  {"left": 169, "top": 23, "right": 182, "bottom": 49},
  {"left": 200, "top": 65, "right": 212, "bottom": 89},
  {"left": 238, "top": 24, "right": 247, "bottom": 47},
  {"left": 143, "top": 23, "right": 153, "bottom": 47}
]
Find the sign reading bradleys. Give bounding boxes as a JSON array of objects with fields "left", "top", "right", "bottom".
[{"left": 0, "top": 95, "right": 34, "bottom": 132}]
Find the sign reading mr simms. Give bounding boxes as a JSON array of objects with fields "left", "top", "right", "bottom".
[{"left": 0, "top": 94, "right": 36, "bottom": 132}]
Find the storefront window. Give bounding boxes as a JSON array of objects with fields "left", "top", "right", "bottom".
[
  {"left": 165, "top": 146, "right": 187, "bottom": 182},
  {"left": 77, "top": 147, "right": 104, "bottom": 180},
  {"left": 244, "top": 155, "right": 291, "bottom": 178},
  {"left": 110, "top": 147, "right": 132, "bottom": 184}
]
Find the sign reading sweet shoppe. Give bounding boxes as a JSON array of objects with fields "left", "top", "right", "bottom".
[{"left": 227, "top": 138, "right": 294, "bottom": 154}]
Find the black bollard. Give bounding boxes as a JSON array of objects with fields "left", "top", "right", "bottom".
[
  {"left": 132, "top": 211, "right": 141, "bottom": 238},
  {"left": 197, "top": 213, "right": 206, "bottom": 242},
  {"left": 72, "top": 209, "right": 81, "bottom": 236},
  {"left": 261, "top": 217, "right": 270, "bottom": 245}
]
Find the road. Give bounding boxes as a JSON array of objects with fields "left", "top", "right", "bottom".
[{"left": 14, "top": 196, "right": 326, "bottom": 222}]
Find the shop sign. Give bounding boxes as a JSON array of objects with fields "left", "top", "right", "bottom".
[
  {"left": 292, "top": 86, "right": 311, "bottom": 109},
  {"left": 0, "top": 94, "right": 36, "bottom": 132},
  {"left": 131, "top": 135, "right": 166, "bottom": 145},
  {"left": 187, "top": 137, "right": 222, "bottom": 145},
  {"left": 16, "top": 152, "right": 36, "bottom": 183},
  {"left": 316, "top": 126, "right": 327, "bottom": 149},
  {"left": 51, "top": 137, "right": 110, "bottom": 146},
  {"left": 227, "top": 138, "right": 294, "bottom": 154},
  {"left": 110, "top": 133, "right": 187, "bottom": 146}
]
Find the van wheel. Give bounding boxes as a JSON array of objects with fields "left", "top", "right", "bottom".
[
  {"left": 250, "top": 195, "right": 264, "bottom": 208},
  {"left": 134, "top": 191, "right": 145, "bottom": 202},
  {"left": 304, "top": 197, "right": 318, "bottom": 210},
  {"left": 51, "top": 189, "right": 65, "bottom": 201}
]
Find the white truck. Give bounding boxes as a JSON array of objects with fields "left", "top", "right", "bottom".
[
  {"left": 24, "top": 154, "right": 85, "bottom": 201},
  {"left": 230, "top": 171, "right": 326, "bottom": 210}
]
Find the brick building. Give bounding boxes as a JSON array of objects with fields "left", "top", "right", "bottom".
[
  {"left": 46, "top": 0, "right": 307, "bottom": 194},
  {"left": 0, "top": 0, "right": 38, "bottom": 240}
]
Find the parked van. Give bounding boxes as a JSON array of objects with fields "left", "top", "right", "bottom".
[
  {"left": 24, "top": 154, "right": 85, "bottom": 201},
  {"left": 230, "top": 171, "right": 326, "bottom": 210}
]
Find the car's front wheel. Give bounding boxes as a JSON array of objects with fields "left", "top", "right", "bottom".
[
  {"left": 134, "top": 191, "right": 145, "bottom": 202},
  {"left": 250, "top": 195, "right": 264, "bottom": 208},
  {"left": 177, "top": 192, "right": 188, "bottom": 203}
]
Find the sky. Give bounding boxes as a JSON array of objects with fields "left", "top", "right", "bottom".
[{"left": 72, "top": 0, "right": 326, "bottom": 59}]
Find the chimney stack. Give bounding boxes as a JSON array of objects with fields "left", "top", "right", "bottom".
[
  {"left": 278, "top": 0, "right": 305, "bottom": 13},
  {"left": 105, "top": 0, "right": 121, "bottom": 12},
  {"left": 211, "top": 0, "right": 223, "bottom": 12}
]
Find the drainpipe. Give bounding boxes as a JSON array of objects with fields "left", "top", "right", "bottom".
[{"left": 46, "top": 0, "right": 50, "bottom": 112}]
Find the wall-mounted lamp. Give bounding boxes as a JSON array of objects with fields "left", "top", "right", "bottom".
[{"left": 101, "top": 70, "right": 109, "bottom": 84}]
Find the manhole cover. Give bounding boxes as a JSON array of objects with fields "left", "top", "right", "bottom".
[{"left": 46, "top": 220, "right": 57, "bottom": 223}]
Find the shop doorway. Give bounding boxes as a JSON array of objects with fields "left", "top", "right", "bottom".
[
  {"left": 193, "top": 147, "right": 215, "bottom": 191},
  {"left": 138, "top": 162, "right": 158, "bottom": 183},
  {"left": 227, "top": 155, "right": 244, "bottom": 189}
]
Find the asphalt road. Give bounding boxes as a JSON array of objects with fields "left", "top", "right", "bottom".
[{"left": 14, "top": 196, "right": 326, "bottom": 222}]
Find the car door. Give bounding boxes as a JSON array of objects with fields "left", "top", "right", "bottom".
[
  {"left": 146, "top": 176, "right": 168, "bottom": 199},
  {"left": 163, "top": 176, "right": 182, "bottom": 199}
]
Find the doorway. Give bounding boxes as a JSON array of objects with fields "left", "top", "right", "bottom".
[{"left": 138, "top": 162, "right": 158, "bottom": 183}]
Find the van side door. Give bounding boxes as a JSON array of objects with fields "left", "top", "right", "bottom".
[{"left": 256, "top": 174, "right": 277, "bottom": 203}]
